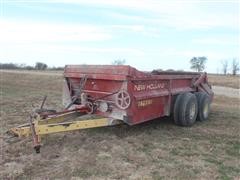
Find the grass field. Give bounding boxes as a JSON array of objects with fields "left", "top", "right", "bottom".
[
  {"left": 1, "top": 71, "right": 240, "bottom": 179},
  {"left": 208, "top": 74, "right": 240, "bottom": 89}
]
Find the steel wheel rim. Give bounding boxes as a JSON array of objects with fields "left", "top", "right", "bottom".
[
  {"left": 203, "top": 101, "right": 209, "bottom": 118},
  {"left": 189, "top": 103, "right": 196, "bottom": 120}
]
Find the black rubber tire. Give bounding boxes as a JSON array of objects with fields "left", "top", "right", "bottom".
[
  {"left": 174, "top": 93, "right": 198, "bottom": 127},
  {"left": 173, "top": 93, "right": 184, "bottom": 125},
  {"left": 195, "top": 92, "right": 211, "bottom": 121}
]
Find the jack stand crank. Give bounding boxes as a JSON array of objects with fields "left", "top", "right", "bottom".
[{"left": 28, "top": 114, "right": 41, "bottom": 153}]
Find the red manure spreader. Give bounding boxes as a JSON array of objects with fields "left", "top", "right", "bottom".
[{"left": 8, "top": 65, "right": 214, "bottom": 153}]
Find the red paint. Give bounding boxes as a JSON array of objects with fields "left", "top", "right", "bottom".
[{"left": 64, "top": 65, "right": 214, "bottom": 125}]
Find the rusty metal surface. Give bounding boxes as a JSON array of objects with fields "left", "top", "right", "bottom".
[{"left": 64, "top": 65, "right": 214, "bottom": 125}]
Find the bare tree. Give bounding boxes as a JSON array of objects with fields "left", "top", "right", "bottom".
[
  {"left": 232, "top": 58, "right": 239, "bottom": 76},
  {"left": 221, "top": 60, "right": 228, "bottom": 75},
  {"left": 112, "top": 59, "right": 126, "bottom": 65},
  {"left": 190, "top": 57, "right": 207, "bottom": 72}
]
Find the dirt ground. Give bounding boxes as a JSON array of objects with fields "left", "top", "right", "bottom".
[
  {"left": 1, "top": 71, "right": 240, "bottom": 180},
  {"left": 212, "top": 86, "right": 239, "bottom": 99}
]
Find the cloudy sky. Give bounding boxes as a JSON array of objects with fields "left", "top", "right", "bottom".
[{"left": 0, "top": 0, "right": 239, "bottom": 72}]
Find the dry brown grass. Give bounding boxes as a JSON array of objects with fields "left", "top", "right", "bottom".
[
  {"left": 1, "top": 71, "right": 240, "bottom": 179},
  {"left": 208, "top": 74, "right": 240, "bottom": 89}
]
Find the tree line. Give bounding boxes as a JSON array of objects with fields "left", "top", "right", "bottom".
[
  {"left": 190, "top": 57, "right": 239, "bottom": 75},
  {"left": 1, "top": 58, "right": 239, "bottom": 75},
  {"left": 0, "top": 62, "right": 64, "bottom": 70}
]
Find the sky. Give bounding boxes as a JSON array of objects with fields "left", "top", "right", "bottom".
[{"left": 0, "top": 0, "right": 239, "bottom": 73}]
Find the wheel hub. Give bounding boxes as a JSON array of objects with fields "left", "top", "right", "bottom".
[
  {"left": 189, "top": 103, "right": 196, "bottom": 119},
  {"left": 203, "top": 101, "right": 209, "bottom": 118}
]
